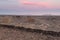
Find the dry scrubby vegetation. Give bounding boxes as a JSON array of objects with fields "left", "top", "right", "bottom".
[
  {"left": 0, "top": 16, "right": 60, "bottom": 32},
  {"left": 0, "top": 24, "right": 60, "bottom": 37},
  {"left": 26, "top": 17, "right": 35, "bottom": 23},
  {"left": 0, "top": 16, "right": 60, "bottom": 40}
]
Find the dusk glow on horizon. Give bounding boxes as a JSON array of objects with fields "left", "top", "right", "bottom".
[{"left": 0, "top": 0, "right": 60, "bottom": 15}]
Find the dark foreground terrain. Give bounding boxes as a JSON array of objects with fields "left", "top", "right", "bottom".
[
  {"left": 0, "top": 16, "right": 60, "bottom": 40},
  {"left": 0, "top": 25, "right": 60, "bottom": 40}
]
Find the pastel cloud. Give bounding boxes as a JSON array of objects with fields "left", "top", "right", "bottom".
[
  {"left": 0, "top": 0, "right": 60, "bottom": 15},
  {"left": 22, "top": 1, "right": 50, "bottom": 8},
  {"left": 19, "top": 0, "right": 60, "bottom": 9}
]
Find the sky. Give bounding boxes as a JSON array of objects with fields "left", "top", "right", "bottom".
[{"left": 0, "top": 0, "right": 60, "bottom": 15}]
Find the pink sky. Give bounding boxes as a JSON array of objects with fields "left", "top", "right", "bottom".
[
  {"left": 18, "top": 0, "right": 60, "bottom": 9},
  {"left": 0, "top": 0, "right": 60, "bottom": 15}
]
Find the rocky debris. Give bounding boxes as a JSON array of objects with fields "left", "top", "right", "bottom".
[
  {"left": 0, "top": 24, "right": 60, "bottom": 37},
  {"left": 0, "top": 16, "right": 60, "bottom": 32},
  {"left": 0, "top": 25, "right": 60, "bottom": 40}
]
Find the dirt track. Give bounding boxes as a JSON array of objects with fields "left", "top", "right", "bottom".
[{"left": 0, "top": 25, "right": 60, "bottom": 40}]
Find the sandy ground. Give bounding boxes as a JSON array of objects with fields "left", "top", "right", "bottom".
[
  {"left": 0, "top": 26, "right": 60, "bottom": 40},
  {"left": 0, "top": 16, "right": 60, "bottom": 32},
  {"left": 0, "top": 16, "right": 60, "bottom": 40}
]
